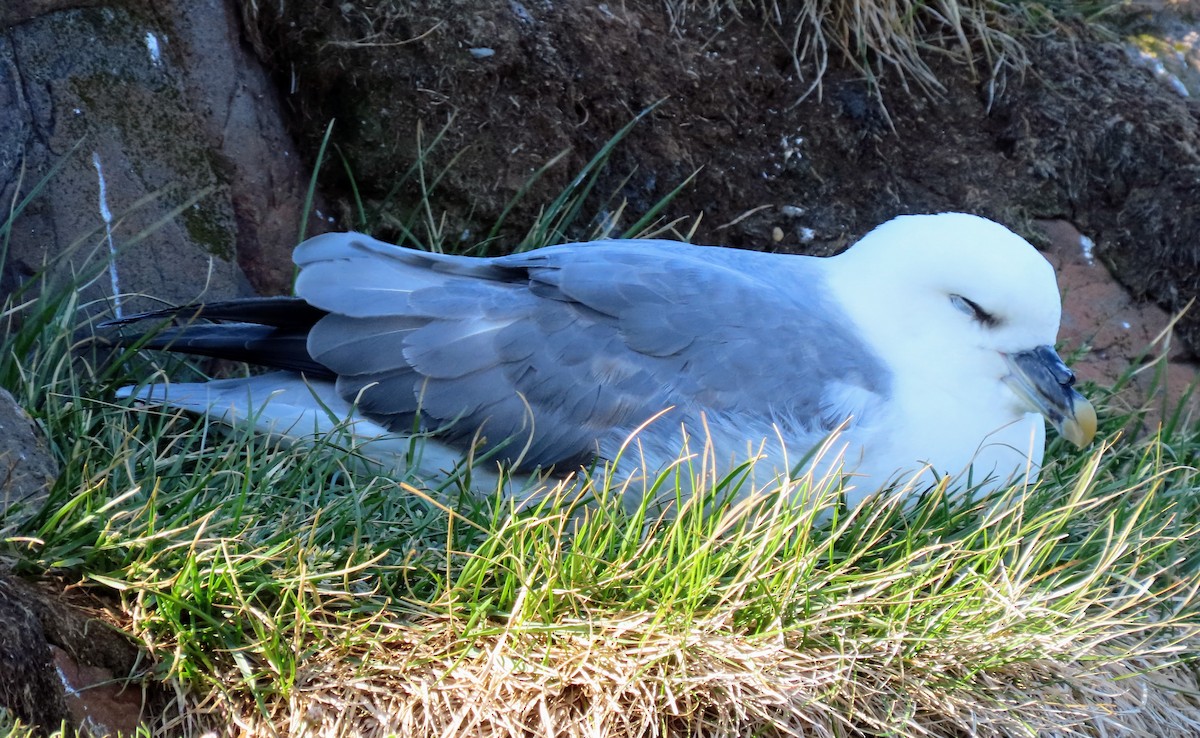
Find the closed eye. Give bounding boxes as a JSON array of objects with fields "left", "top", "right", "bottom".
[{"left": 950, "top": 294, "right": 1000, "bottom": 328}]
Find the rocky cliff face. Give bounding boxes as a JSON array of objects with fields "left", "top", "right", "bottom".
[
  {"left": 4, "top": 1, "right": 1197, "bottom": 371},
  {"left": 1, "top": 1, "right": 316, "bottom": 317}
]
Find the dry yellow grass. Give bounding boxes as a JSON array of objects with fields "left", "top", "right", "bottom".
[
  {"left": 666, "top": 0, "right": 1037, "bottom": 111},
  {"left": 168, "top": 615, "right": 1200, "bottom": 737}
]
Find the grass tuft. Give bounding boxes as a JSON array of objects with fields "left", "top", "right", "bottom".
[
  {"left": 4, "top": 301, "right": 1199, "bottom": 734},
  {"left": 665, "top": 0, "right": 1120, "bottom": 115}
]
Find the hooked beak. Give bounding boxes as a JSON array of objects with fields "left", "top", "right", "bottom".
[{"left": 1003, "top": 346, "right": 1097, "bottom": 448}]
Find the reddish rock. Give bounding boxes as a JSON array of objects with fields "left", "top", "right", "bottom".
[
  {"left": 1038, "top": 219, "right": 1198, "bottom": 425},
  {"left": 51, "top": 645, "right": 145, "bottom": 738},
  {"left": 0, "top": 1, "right": 320, "bottom": 322},
  {"left": 0, "top": 575, "right": 146, "bottom": 737}
]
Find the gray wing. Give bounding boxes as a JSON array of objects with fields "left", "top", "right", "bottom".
[{"left": 294, "top": 232, "right": 889, "bottom": 471}]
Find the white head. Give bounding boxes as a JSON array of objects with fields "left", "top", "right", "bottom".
[
  {"left": 824, "top": 212, "right": 1094, "bottom": 487},
  {"left": 833, "top": 213, "right": 1062, "bottom": 358}
]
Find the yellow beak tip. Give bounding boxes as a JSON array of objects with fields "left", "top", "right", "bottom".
[{"left": 1062, "top": 397, "right": 1098, "bottom": 448}]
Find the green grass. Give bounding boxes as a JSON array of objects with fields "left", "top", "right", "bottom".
[
  {"left": 4, "top": 301, "right": 1199, "bottom": 734},
  {"left": 3, "top": 129, "right": 1200, "bottom": 736},
  {"left": 0, "top": 710, "right": 62, "bottom": 738}
]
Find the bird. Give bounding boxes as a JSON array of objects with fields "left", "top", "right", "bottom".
[{"left": 105, "top": 213, "right": 1096, "bottom": 509}]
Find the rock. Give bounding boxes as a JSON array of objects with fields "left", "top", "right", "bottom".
[
  {"left": 0, "top": 1, "right": 319, "bottom": 321},
  {"left": 0, "top": 575, "right": 72, "bottom": 733},
  {"left": 0, "top": 574, "right": 146, "bottom": 737},
  {"left": 157, "top": 0, "right": 322, "bottom": 293},
  {"left": 1040, "top": 218, "right": 1199, "bottom": 426},
  {"left": 0, "top": 388, "right": 57, "bottom": 527},
  {"left": 52, "top": 644, "right": 144, "bottom": 738}
]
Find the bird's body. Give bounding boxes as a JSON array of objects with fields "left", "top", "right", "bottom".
[{"left": 110, "top": 213, "right": 1095, "bottom": 507}]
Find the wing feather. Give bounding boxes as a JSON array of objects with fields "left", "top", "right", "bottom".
[
  {"left": 295, "top": 235, "right": 891, "bottom": 471},
  {"left": 308, "top": 315, "right": 420, "bottom": 374},
  {"left": 403, "top": 319, "right": 517, "bottom": 378}
]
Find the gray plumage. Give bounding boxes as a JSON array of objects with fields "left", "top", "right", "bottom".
[{"left": 291, "top": 233, "right": 890, "bottom": 472}]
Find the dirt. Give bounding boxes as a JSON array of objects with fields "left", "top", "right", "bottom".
[{"left": 238, "top": 2, "right": 1199, "bottom": 404}]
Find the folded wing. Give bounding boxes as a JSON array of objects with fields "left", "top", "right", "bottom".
[{"left": 292, "top": 233, "right": 890, "bottom": 471}]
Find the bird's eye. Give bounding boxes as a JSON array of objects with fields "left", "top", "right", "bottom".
[{"left": 950, "top": 294, "right": 999, "bottom": 327}]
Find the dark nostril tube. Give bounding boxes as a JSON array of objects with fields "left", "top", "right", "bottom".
[{"left": 1034, "top": 345, "right": 1075, "bottom": 386}]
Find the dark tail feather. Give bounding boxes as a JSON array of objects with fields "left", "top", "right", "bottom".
[
  {"left": 100, "top": 297, "right": 327, "bottom": 330},
  {"left": 102, "top": 297, "right": 335, "bottom": 378}
]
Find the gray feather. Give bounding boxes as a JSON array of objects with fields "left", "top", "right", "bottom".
[{"left": 291, "top": 233, "right": 890, "bottom": 471}]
